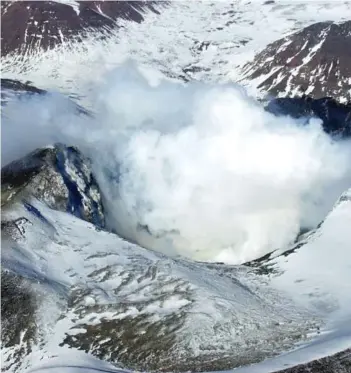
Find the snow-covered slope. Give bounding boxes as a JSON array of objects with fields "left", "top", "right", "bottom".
[
  {"left": 238, "top": 189, "right": 351, "bottom": 372},
  {"left": 2, "top": 1, "right": 351, "bottom": 372},
  {"left": 2, "top": 1, "right": 351, "bottom": 103},
  {"left": 0, "top": 191, "right": 319, "bottom": 371},
  {"left": 262, "top": 188, "right": 351, "bottom": 321},
  {"left": 1, "top": 147, "right": 351, "bottom": 373},
  {"left": 1, "top": 1, "right": 163, "bottom": 56},
  {"left": 241, "top": 21, "right": 351, "bottom": 103}
]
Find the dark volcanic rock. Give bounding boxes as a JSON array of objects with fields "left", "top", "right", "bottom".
[
  {"left": 1, "top": 78, "right": 45, "bottom": 94},
  {"left": 243, "top": 21, "right": 351, "bottom": 102},
  {"left": 1, "top": 144, "right": 105, "bottom": 228},
  {"left": 266, "top": 95, "right": 351, "bottom": 137},
  {"left": 1, "top": 78, "right": 91, "bottom": 116},
  {"left": 1, "top": 270, "right": 38, "bottom": 372},
  {"left": 275, "top": 348, "right": 351, "bottom": 373},
  {"left": 1, "top": 78, "right": 45, "bottom": 108},
  {"left": 1, "top": 1, "right": 165, "bottom": 56}
]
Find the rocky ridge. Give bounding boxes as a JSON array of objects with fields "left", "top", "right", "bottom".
[
  {"left": 242, "top": 21, "right": 351, "bottom": 103},
  {"left": 1, "top": 144, "right": 105, "bottom": 227},
  {"left": 1, "top": 1, "right": 164, "bottom": 56}
]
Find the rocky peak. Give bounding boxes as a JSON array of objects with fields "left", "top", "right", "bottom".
[
  {"left": 1, "top": 1, "right": 164, "bottom": 56},
  {"left": 1, "top": 144, "right": 105, "bottom": 228},
  {"left": 242, "top": 21, "right": 351, "bottom": 103}
]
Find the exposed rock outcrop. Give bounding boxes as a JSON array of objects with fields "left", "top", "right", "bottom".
[
  {"left": 276, "top": 348, "right": 351, "bottom": 373},
  {"left": 266, "top": 96, "right": 351, "bottom": 137},
  {"left": 1, "top": 144, "right": 105, "bottom": 228},
  {"left": 1, "top": 1, "right": 165, "bottom": 56},
  {"left": 243, "top": 21, "right": 351, "bottom": 103}
]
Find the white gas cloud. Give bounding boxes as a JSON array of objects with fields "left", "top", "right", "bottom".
[{"left": 3, "top": 63, "right": 351, "bottom": 264}]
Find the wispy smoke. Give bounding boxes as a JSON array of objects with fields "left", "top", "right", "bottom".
[{"left": 3, "top": 63, "right": 351, "bottom": 263}]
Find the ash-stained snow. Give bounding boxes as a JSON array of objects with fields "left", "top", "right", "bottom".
[
  {"left": 1, "top": 197, "right": 323, "bottom": 373},
  {"left": 2, "top": 187, "right": 351, "bottom": 372}
]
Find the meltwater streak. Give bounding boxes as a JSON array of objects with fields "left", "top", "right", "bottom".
[{"left": 3, "top": 63, "right": 351, "bottom": 264}]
